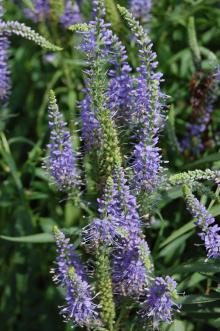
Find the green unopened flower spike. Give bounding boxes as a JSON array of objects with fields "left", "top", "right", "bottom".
[
  {"left": 117, "top": 5, "right": 151, "bottom": 45},
  {"left": 0, "top": 21, "right": 62, "bottom": 51},
  {"left": 98, "top": 109, "right": 122, "bottom": 176},
  {"left": 69, "top": 23, "right": 91, "bottom": 32},
  {"left": 96, "top": 248, "right": 116, "bottom": 331},
  {"left": 169, "top": 169, "right": 220, "bottom": 186}
]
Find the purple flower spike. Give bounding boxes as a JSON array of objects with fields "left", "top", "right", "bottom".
[
  {"left": 112, "top": 167, "right": 142, "bottom": 243},
  {"left": 107, "top": 62, "right": 134, "bottom": 123},
  {"left": 46, "top": 90, "right": 80, "bottom": 191},
  {"left": 81, "top": 168, "right": 153, "bottom": 298},
  {"left": 129, "top": 0, "right": 152, "bottom": 23},
  {"left": 82, "top": 177, "right": 119, "bottom": 250},
  {"left": 142, "top": 276, "right": 179, "bottom": 326},
  {"left": 77, "top": 9, "right": 134, "bottom": 149},
  {"left": 61, "top": 266, "right": 98, "bottom": 327},
  {"left": 0, "top": 2, "right": 10, "bottom": 102},
  {"left": 51, "top": 226, "right": 84, "bottom": 287},
  {"left": 124, "top": 14, "right": 166, "bottom": 194},
  {"left": 113, "top": 246, "right": 150, "bottom": 297},
  {"left": 24, "top": 0, "right": 50, "bottom": 22},
  {"left": 133, "top": 142, "right": 162, "bottom": 194},
  {"left": 184, "top": 188, "right": 220, "bottom": 259},
  {"left": 82, "top": 218, "right": 116, "bottom": 250},
  {"left": 110, "top": 169, "right": 153, "bottom": 297},
  {"left": 80, "top": 95, "right": 101, "bottom": 150},
  {"left": 0, "top": 35, "right": 10, "bottom": 102},
  {"left": 60, "top": 0, "right": 82, "bottom": 28},
  {"left": 52, "top": 227, "right": 98, "bottom": 327}
]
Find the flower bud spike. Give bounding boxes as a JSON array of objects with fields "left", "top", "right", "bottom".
[
  {"left": 96, "top": 248, "right": 116, "bottom": 331},
  {"left": 0, "top": 21, "right": 62, "bottom": 51}
]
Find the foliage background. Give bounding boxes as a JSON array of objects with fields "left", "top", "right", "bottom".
[{"left": 1, "top": 0, "right": 220, "bottom": 330}]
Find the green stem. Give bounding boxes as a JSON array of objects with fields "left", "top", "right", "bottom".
[
  {"left": 188, "top": 16, "right": 201, "bottom": 69},
  {"left": 114, "top": 301, "right": 127, "bottom": 331}
]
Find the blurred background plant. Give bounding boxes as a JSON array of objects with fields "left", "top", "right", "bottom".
[{"left": 1, "top": 0, "right": 220, "bottom": 331}]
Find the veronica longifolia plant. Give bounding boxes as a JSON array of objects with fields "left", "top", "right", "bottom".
[
  {"left": 2, "top": 0, "right": 220, "bottom": 329},
  {"left": 47, "top": 2, "right": 181, "bottom": 330},
  {"left": 42, "top": 1, "right": 220, "bottom": 330}
]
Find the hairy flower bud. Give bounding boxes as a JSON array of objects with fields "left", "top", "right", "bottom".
[{"left": 96, "top": 248, "right": 116, "bottom": 330}]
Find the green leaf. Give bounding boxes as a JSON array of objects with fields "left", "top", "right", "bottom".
[
  {"left": 0, "top": 227, "right": 80, "bottom": 244},
  {"left": 171, "top": 261, "right": 220, "bottom": 274},
  {"left": 179, "top": 294, "right": 220, "bottom": 305},
  {"left": 0, "top": 132, "right": 24, "bottom": 194},
  {"left": 8, "top": 137, "right": 35, "bottom": 146},
  {"left": 187, "top": 312, "right": 220, "bottom": 319},
  {"left": 158, "top": 186, "right": 183, "bottom": 208},
  {"left": 210, "top": 204, "right": 220, "bottom": 217},
  {"left": 161, "top": 319, "right": 194, "bottom": 331},
  {"left": 184, "top": 153, "right": 220, "bottom": 169},
  {"left": 25, "top": 192, "right": 49, "bottom": 200},
  {"left": 159, "top": 231, "right": 194, "bottom": 257},
  {"left": 22, "top": 0, "right": 35, "bottom": 11},
  {"left": 160, "top": 220, "right": 195, "bottom": 248},
  {"left": 160, "top": 204, "right": 220, "bottom": 249},
  {"left": 0, "top": 233, "right": 54, "bottom": 243},
  {"left": 178, "top": 272, "right": 206, "bottom": 290}
]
